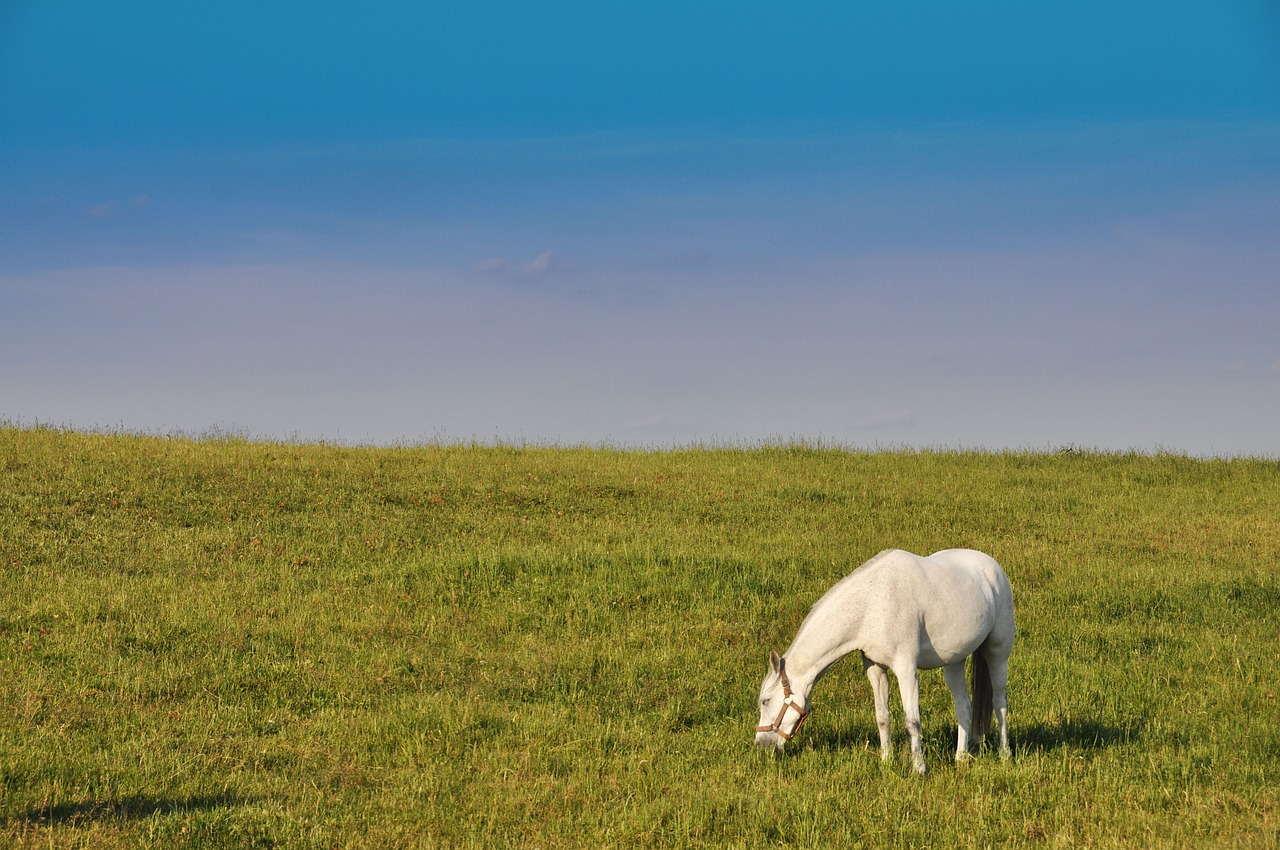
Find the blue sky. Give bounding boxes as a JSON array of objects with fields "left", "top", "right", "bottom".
[{"left": 3, "top": 2, "right": 1279, "bottom": 454}]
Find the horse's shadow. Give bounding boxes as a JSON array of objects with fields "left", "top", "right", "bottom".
[
  {"left": 15, "top": 792, "right": 247, "bottom": 826},
  {"left": 805, "top": 715, "right": 1144, "bottom": 755},
  {"left": 1013, "top": 716, "right": 1146, "bottom": 753}
]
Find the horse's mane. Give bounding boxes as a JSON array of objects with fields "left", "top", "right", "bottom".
[
  {"left": 814, "top": 547, "right": 896, "bottom": 606},
  {"left": 785, "top": 549, "right": 900, "bottom": 661},
  {"left": 809, "top": 548, "right": 898, "bottom": 611}
]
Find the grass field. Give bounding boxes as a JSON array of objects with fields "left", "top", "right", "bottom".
[{"left": 2, "top": 425, "right": 1278, "bottom": 848}]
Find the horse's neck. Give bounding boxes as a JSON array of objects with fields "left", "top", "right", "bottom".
[{"left": 784, "top": 575, "right": 871, "bottom": 694}]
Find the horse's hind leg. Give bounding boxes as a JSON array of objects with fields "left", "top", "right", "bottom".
[
  {"left": 986, "top": 651, "right": 1012, "bottom": 759},
  {"left": 863, "top": 656, "right": 893, "bottom": 761},
  {"left": 942, "top": 661, "right": 972, "bottom": 760}
]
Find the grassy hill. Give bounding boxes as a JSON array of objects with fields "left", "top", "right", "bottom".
[{"left": 2, "top": 426, "right": 1278, "bottom": 847}]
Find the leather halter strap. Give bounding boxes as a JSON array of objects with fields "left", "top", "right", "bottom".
[{"left": 755, "top": 664, "right": 811, "bottom": 740}]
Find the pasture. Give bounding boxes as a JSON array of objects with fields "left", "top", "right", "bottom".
[{"left": 1, "top": 426, "right": 1278, "bottom": 848}]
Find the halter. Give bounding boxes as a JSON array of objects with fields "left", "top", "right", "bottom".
[{"left": 755, "top": 663, "right": 811, "bottom": 741}]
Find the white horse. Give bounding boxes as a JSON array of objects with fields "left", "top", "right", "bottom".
[{"left": 754, "top": 548, "right": 1015, "bottom": 773}]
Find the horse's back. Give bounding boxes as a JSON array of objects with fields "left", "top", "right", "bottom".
[
  {"left": 811, "top": 548, "right": 1014, "bottom": 669},
  {"left": 924, "top": 548, "right": 1016, "bottom": 655},
  {"left": 900, "top": 549, "right": 1014, "bottom": 666},
  {"left": 924, "top": 548, "right": 1010, "bottom": 594},
  {"left": 857, "top": 548, "right": 1000, "bottom": 606}
]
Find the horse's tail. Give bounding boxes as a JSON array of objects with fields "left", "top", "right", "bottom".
[{"left": 971, "top": 648, "right": 993, "bottom": 742}]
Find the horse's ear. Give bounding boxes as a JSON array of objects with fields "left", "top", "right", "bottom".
[{"left": 769, "top": 650, "right": 783, "bottom": 674}]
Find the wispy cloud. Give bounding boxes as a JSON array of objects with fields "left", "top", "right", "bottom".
[
  {"left": 476, "top": 251, "right": 577, "bottom": 278},
  {"left": 85, "top": 195, "right": 149, "bottom": 219},
  {"left": 474, "top": 258, "right": 509, "bottom": 273},
  {"left": 521, "top": 250, "right": 580, "bottom": 277},
  {"left": 521, "top": 250, "right": 556, "bottom": 275}
]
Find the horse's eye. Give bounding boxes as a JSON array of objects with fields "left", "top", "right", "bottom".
[{"left": 761, "top": 698, "right": 771, "bottom": 707}]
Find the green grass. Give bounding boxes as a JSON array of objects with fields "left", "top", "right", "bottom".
[{"left": 2, "top": 426, "right": 1279, "bottom": 848}]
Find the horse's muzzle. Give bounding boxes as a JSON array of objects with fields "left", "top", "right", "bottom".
[{"left": 755, "top": 730, "right": 786, "bottom": 751}]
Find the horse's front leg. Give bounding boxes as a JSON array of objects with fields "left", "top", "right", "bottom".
[
  {"left": 942, "top": 661, "right": 972, "bottom": 760},
  {"left": 863, "top": 655, "right": 892, "bottom": 761},
  {"left": 893, "top": 662, "right": 926, "bottom": 774}
]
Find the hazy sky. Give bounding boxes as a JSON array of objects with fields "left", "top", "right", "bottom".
[{"left": 3, "top": 2, "right": 1279, "bottom": 454}]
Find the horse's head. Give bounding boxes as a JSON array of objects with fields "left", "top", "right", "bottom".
[{"left": 754, "top": 650, "right": 810, "bottom": 751}]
